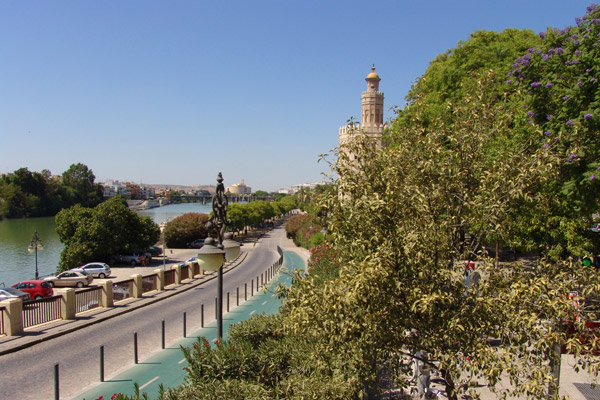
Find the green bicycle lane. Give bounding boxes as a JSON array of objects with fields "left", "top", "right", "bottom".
[{"left": 76, "top": 251, "right": 305, "bottom": 400}]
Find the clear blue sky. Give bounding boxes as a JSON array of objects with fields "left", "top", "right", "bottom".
[{"left": 1, "top": 1, "right": 594, "bottom": 192}]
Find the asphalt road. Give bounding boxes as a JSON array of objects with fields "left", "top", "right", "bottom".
[
  {"left": 0, "top": 225, "right": 291, "bottom": 400},
  {"left": 76, "top": 250, "right": 306, "bottom": 400}
]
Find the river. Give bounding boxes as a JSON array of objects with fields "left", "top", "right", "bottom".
[{"left": 0, "top": 203, "right": 213, "bottom": 286}]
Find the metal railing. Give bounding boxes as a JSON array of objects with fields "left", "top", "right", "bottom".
[
  {"left": 113, "top": 280, "right": 133, "bottom": 302},
  {"left": 22, "top": 296, "right": 62, "bottom": 328},
  {"left": 164, "top": 269, "right": 176, "bottom": 286},
  {"left": 75, "top": 286, "right": 102, "bottom": 314},
  {"left": 142, "top": 275, "right": 157, "bottom": 293}
]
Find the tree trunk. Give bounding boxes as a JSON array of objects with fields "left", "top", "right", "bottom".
[{"left": 442, "top": 369, "right": 458, "bottom": 400}]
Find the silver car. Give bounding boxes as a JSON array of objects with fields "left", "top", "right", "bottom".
[
  {"left": 71, "top": 262, "right": 111, "bottom": 278},
  {"left": 0, "top": 288, "right": 31, "bottom": 302}
]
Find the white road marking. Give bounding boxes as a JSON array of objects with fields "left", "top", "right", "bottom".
[
  {"left": 262, "top": 301, "right": 267, "bottom": 305},
  {"left": 178, "top": 358, "right": 186, "bottom": 364},
  {"left": 140, "top": 376, "right": 159, "bottom": 390},
  {"left": 249, "top": 310, "right": 256, "bottom": 315}
]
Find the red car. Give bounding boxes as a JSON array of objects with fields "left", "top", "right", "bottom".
[{"left": 12, "top": 280, "right": 54, "bottom": 300}]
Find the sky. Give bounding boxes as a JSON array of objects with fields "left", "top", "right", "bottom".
[{"left": 1, "top": 0, "right": 595, "bottom": 192}]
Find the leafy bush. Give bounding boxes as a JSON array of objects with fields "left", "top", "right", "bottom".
[
  {"left": 164, "top": 213, "right": 208, "bottom": 248},
  {"left": 285, "top": 213, "right": 322, "bottom": 249}
]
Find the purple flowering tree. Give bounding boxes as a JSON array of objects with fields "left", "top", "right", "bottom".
[{"left": 512, "top": 5, "right": 600, "bottom": 257}]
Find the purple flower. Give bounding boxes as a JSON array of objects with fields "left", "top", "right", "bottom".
[
  {"left": 591, "top": 174, "right": 596, "bottom": 181},
  {"left": 563, "top": 95, "right": 570, "bottom": 101},
  {"left": 597, "top": 166, "right": 600, "bottom": 171},
  {"left": 575, "top": 50, "right": 583, "bottom": 56},
  {"left": 531, "top": 81, "right": 542, "bottom": 88},
  {"left": 587, "top": 68, "right": 592, "bottom": 73},
  {"left": 527, "top": 110, "right": 535, "bottom": 117},
  {"left": 507, "top": 79, "right": 512, "bottom": 85},
  {"left": 545, "top": 82, "right": 553, "bottom": 88},
  {"left": 539, "top": 31, "right": 547, "bottom": 39},
  {"left": 542, "top": 54, "right": 550, "bottom": 61},
  {"left": 544, "top": 143, "right": 550, "bottom": 149},
  {"left": 528, "top": 47, "right": 537, "bottom": 53},
  {"left": 585, "top": 113, "right": 594, "bottom": 120},
  {"left": 591, "top": 78, "right": 597, "bottom": 83},
  {"left": 544, "top": 130, "right": 552, "bottom": 136},
  {"left": 547, "top": 114, "right": 554, "bottom": 120},
  {"left": 568, "top": 153, "right": 577, "bottom": 162},
  {"left": 567, "top": 120, "right": 574, "bottom": 126},
  {"left": 588, "top": 4, "right": 597, "bottom": 12},
  {"left": 556, "top": 47, "right": 565, "bottom": 55},
  {"left": 578, "top": 81, "right": 583, "bottom": 86}
]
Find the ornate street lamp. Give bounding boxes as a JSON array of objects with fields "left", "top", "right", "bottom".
[
  {"left": 27, "top": 230, "right": 44, "bottom": 280},
  {"left": 197, "top": 172, "right": 240, "bottom": 340}
]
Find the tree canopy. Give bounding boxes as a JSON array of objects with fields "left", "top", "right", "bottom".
[
  {"left": 55, "top": 196, "right": 160, "bottom": 270},
  {"left": 0, "top": 163, "right": 104, "bottom": 219}
]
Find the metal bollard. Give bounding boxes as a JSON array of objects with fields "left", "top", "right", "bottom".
[
  {"left": 162, "top": 320, "right": 165, "bottom": 349},
  {"left": 227, "top": 292, "right": 230, "bottom": 312},
  {"left": 183, "top": 311, "right": 187, "bottom": 338},
  {"left": 215, "top": 297, "right": 218, "bottom": 319},
  {"left": 251, "top": 280, "right": 254, "bottom": 296},
  {"left": 245, "top": 283, "right": 247, "bottom": 300},
  {"left": 201, "top": 304, "right": 204, "bottom": 328},
  {"left": 100, "top": 345, "right": 104, "bottom": 382},
  {"left": 256, "top": 276, "right": 259, "bottom": 290},
  {"left": 54, "top": 363, "right": 59, "bottom": 400},
  {"left": 134, "top": 331, "right": 138, "bottom": 364},
  {"left": 236, "top": 287, "right": 239, "bottom": 306}
]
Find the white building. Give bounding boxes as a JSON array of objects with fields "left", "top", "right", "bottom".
[{"left": 226, "top": 179, "right": 252, "bottom": 195}]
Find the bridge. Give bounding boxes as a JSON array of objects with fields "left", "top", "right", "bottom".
[{"left": 168, "top": 194, "right": 273, "bottom": 204}]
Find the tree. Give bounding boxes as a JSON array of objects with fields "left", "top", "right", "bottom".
[
  {"left": 62, "top": 163, "right": 103, "bottom": 208},
  {"left": 253, "top": 190, "right": 270, "bottom": 198},
  {"left": 55, "top": 196, "right": 160, "bottom": 270},
  {"left": 164, "top": 213, "right": 209, "bottom": 248},
  {"left": 510, "top": 4, "right": 600, "bottom": 259}
]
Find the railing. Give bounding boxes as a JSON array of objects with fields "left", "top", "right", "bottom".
[
  {"left": 113, "top": 280, "right": 133, "bottom": 302},
  {"left": 22, "top": 296, "right": 62, "bottom": 328},
  {"left": 75, "top": 286, "right": 102, "bottom": 314},
  {"left": 164, "top": 269, "right": 176, "bottom": 286},
  {"left": 181, "top": 265, "right": 190, "bottom": 280},
  {"left": 0, "top": 305, "right": 5, "bottom": 335},
  {"left": 142, "top": 275, "right": 157, "bottom": 293}
]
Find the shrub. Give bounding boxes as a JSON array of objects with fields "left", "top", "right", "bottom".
[{"left": 164, "top": 213, "right": 208, "bottom": 248}]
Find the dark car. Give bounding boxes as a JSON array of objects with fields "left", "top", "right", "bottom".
[
  {"left": 186, "top": 239, "right": 205, "bottom": 249},
  {"left": 146, "top": 245, "right": 163, "bottom": 257},
  {"left": 11, "top": 280, "right": 54, "bottom": 300}
]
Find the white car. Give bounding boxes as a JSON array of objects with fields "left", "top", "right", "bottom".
[{"left": 71, "top": 262, "right": 111, "bottom": 278}]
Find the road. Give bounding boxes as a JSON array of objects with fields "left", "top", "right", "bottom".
[
  {"left": 76, "top": 250, "right": 305, "bottom": 400},
  {"left": 0, "top": 224, "right": 297, "bottom": 400}
]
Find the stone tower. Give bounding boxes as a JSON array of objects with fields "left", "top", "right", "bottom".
[{"left": 339, "top": 66, "right": 385, "bottom": 148}]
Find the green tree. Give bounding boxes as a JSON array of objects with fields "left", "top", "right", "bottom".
[
  {"left": 164, "top": 213, "right": 209, "bottom": 248},
  {"left": 55, "top": 196, "right": 160, "bottom": 270},
  {"left": 62, "top": 163, "right": 103, "bottom": 207},
  {"left": 510, "top": 4, "right": 600, "bottom": 258},
  {"left": 253, "top": 190, "right": 270, "bottom": 198}
]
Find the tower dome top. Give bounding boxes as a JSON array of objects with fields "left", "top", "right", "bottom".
[{"left": 366, "top": 66, "right": 380, "bottom": 81}]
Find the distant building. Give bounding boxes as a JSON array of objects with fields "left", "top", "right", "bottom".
[
  {"left": 278, "top": 182, "right": 321, "bottom": 195},
  {"left": 103, "top": 180, "right": 155, "bottom": 200},
  {"left": 226, "top": 179, "right": 252, "bottom": 195}
]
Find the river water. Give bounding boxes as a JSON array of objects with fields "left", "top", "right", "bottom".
[{"left": 0, "top": 203, "right": 213, "bottom": 285}]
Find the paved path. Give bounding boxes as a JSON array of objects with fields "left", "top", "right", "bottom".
[{"left": 75, "top": 251, "right": 306, "bottom": 400}]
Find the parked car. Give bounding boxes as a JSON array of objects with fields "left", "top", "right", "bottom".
[
  {"left": 11, "top": 280, "right": 54, "bottom": 300},
  {"left": 71, "top": 262, "right": 111, "bottom": 278},
  {"left": 186, "top": 239, "right": 205, "bottom": 249},
  {"left": 0, "top": 287, "right": 31, "bottom": 302},
  {"left": 44, "top": 271, "right": 93, "bottom": 288},
  {"left": 145, "top": 245, "right": 163, "bottom": 257},
  {"left": 115, "top": 253, "right": 145, "bottom": 266}
]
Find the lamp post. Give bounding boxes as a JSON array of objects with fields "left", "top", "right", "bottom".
[
  {"left": 28, "top": 230, "right": 44, "bottom": 280},
  {"left": 197, "top": 172, "right": 239, "bottom": 340}
]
